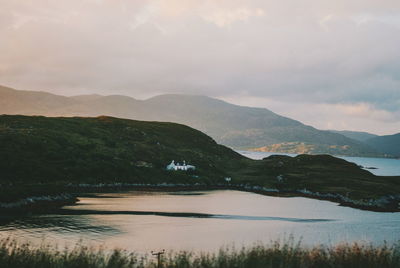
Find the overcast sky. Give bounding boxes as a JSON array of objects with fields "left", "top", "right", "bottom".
[{"left": 1, "top": 0, "right": 399, "bottom": 135}]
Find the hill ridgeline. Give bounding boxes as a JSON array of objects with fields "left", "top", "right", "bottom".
[{"left": 0, "top": 85, "right": 382, "bottom": 157}]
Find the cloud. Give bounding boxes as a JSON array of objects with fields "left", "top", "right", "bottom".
[
  {"left": 201, "top": 7, "right": 265, "bottom": 27},
  {"left": 0, "top": 0, "right": 399, "bottom": 133}
]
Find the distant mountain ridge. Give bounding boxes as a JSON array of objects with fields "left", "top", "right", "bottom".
[
  {"left": 329, "top": 130, "right": 378, "bottom": 142},
  {"left": 0, "top": 85, "right": 383, "bottom": 157},
  {"left": 365, "top": 133, "right": 400, "bottom": 157},
  {"left": 328, "top": 129, "right": 400, "bottom": 157}
]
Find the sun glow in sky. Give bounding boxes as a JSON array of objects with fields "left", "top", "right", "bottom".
[{"left": 0, "top": 0, "right": 399, "bottom": 134}]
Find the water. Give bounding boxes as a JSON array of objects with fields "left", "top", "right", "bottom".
[
  {"left": 340, "top": 156, "right": 400, "bottom": 176},
  {"left": 1, "top": 190, "right": 400, "bottom": 252},
  {"left": 239, "top": 151, "right": 400, "bottom": 176},
  {"left": 1, "top": 152, "right": 399, "bottom": 252}
]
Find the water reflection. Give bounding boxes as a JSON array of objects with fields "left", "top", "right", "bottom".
[
  {"left": 1, "top": 190, "right": 400, "bottom": 252},
  {"left": 1, "top": 215, "right": 122, "bottom": 237}
]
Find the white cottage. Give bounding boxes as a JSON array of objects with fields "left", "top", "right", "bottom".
[{"left": 166, "top": 160, "right": 196, "bottom": 171}]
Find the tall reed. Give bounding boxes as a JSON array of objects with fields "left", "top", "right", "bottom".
[{"left": 0, "top": 237, "right": 399, "bottom": 268}]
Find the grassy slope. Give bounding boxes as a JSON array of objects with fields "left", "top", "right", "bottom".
[
  {"left": 230, "top": 154, "right": 400, "bottom": 201},
  {"left": 0, "top": 115, "right": 243, "bottom": 201},
  {"left": 0, "top": 115, "right": 245, "bottom": 181},
  {"left": 0, "top": 115, "right": 399, "bottom": 206},
  {"left": 262, "top": 155, "right": 399, "bottom": 200}
]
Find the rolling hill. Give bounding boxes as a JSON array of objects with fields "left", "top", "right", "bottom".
[
  {"left": 0, "top": 85, "right": 381, "bottom": 157},
  {"left": 1, "top": 115, "right": 399, "bottom": 211},
  {"left": 0, "top": 114, "right": 242, "bottom": 185}
]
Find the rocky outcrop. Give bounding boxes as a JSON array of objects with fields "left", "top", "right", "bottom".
[{"left": 0, "top": 194, "right": 78, "bottom": 213}]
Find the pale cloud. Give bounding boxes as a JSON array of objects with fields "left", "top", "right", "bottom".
[
  {"left": 319, "top": 14, "right": 334, "bottom": 30},
  {"left": 0, "top": 0, "right": 399, "bottom": 134},
  {"left": 338, "top": 103, "right": 395, "bottom": 122},
  {"left": 129, "top": 1, "right": 266, "bottom": 29},
  {"left": 201, "top": 7, "right": 265, "bottom": 27}
]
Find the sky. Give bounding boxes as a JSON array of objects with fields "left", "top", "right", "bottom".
[{"left": 0, "top": 0, "right": 399, "bottom": 135}]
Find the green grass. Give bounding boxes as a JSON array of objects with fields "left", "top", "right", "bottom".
[{"left": 0, "top": 237, "right": 399, "bottom": 268}]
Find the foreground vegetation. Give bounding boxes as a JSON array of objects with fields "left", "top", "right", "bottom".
[{"left": 0, "top": 237, "right": 399, "bottom": 268}]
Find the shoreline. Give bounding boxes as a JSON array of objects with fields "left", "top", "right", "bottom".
[
  {"left": 1, "top": 183, "right": 399, "bottom": 215},
  {"left": 0, "top": 194, "right": 78, "bottom": 215},
  {"left": 241, "top": 149, "right": 400, "bottom": 160}
]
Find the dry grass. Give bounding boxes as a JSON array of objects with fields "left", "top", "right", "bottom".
[{"left": 0, "top": 237, "right": 399, "bottom": 268}]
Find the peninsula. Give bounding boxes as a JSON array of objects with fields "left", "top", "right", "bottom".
[{"left": 0, "top": 115, "right": 399, "bottom": 212}]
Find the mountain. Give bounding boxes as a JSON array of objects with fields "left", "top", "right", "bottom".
[
  {"left": 329, "top": 130, "right": 378, "bottom": 142},
  {"left": 0, "top": 85, "right": 381, "bottom": 157},
  {"left": 365, "top": 133, "right": 400, "bottom": 157},
  {"left": 138, "top": 95, "right": 381, "bottom": 156},
  {"left": 0, "top": 85, "right": 76, "bottom": 115},
  {"left": 329, "top": 129, "right": 400, "bottom": 157}
]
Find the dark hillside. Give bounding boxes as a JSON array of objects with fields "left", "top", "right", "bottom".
[{"left": 0, "top": 115, "right": 242, "bottom": 186}]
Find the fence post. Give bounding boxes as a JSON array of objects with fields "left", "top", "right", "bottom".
[{"left": 151, "top": 249, "right": 165, "bottom": 268}]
